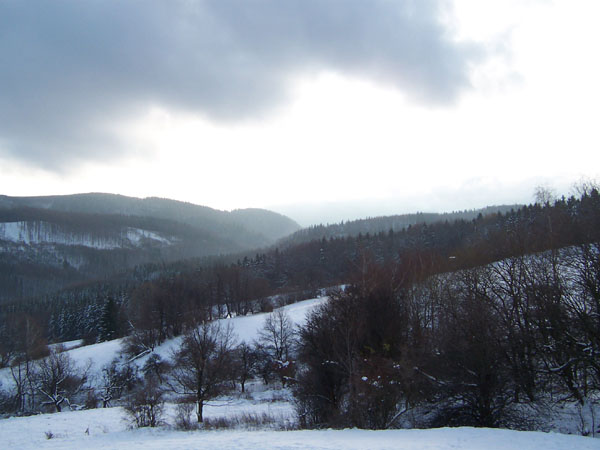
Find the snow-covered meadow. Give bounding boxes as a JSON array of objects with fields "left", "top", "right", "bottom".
[
  {"left": 1, "top": 406, "right": 598, "bottom": 450},
  {"left": 1, "top": 296, "right": 599, "bottom": 449}
]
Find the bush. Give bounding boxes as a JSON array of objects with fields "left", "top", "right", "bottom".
[
  {"left": 259, "top": 298, "right": 274, "bottom": 313},
  {"left": 174, "top": 401, "right": 197, "bottom": 431},
  {"left": 0, "top": 386, "right": 15, "bottom": 415},
  {"left": 124, "top": 379, "right": 164, "bottom": 428},
  {"left": 142, "top": 354, "right": 169, "bottom": 383},
  {"left": 84, "top": 389, "right": 99, "bottom": 409},
  {"left": 202, "top": 412, "right": 292, "bottom": 430}
]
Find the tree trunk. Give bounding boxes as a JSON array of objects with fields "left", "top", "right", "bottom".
[{"left": 196, "top": 399, "right": 204, "bottom": 423}]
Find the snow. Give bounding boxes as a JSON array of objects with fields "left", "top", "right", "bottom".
[
  {"left": 125, "top": 228, "right": 172, "bottom": 246},
  {"left": 49, "top": 340, "right": 84, "bottom": 352},
  {"left": 0, "top": 405, "right": 596, "bottom": 450},
  {"left": 220, "top": 297, "right": 322, "bottom": 344},
  {"left": 0, "top": 221, "right": 173, "bottom": 250},
  {"left": 68, "top": 338, "right": 127, "bottom": 375},
  {"left": 149, "top": 297, "right": 324, "bottom": 363}
]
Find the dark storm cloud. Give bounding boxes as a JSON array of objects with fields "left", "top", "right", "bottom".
[{"left": 0, "top": 0, "right": 482, "bottom": 168}]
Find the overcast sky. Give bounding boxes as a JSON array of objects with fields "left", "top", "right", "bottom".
[{"left": 1, "top": 0, "right": 598, "bottom": 225}]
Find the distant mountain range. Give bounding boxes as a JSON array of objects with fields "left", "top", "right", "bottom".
[
  {"left": 0, "top": 193, "right": 300, "bottom": 246},
  {"left": 0, "top": 193, "right": 300, "bottom": 301}
]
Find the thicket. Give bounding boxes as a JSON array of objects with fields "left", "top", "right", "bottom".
[{"left": 293, "top": 241, "right": 600, "bottom": 430}]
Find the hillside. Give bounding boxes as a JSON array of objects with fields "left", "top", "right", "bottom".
[
  {"left": 0, "top": 193, "right": 300, "bottom": 246},
  {"left": 0, "top": 194, "right": 300, "bottom": 301},
  {"left": 278, "top": 204, "right": 521, "bottom": 247}
]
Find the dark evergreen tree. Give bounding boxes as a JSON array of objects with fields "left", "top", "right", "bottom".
[{"left": 98, "top": 297, "right": 118, "bottom": 342}]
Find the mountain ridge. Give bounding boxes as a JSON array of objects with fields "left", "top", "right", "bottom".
[
  {"left": 0, "top": 193, "right": 301, "bottom": 245},
  {"left": 0, "top": 193, "right": 301, "bottom": 301}
]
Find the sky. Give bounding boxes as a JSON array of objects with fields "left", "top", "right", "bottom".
[{"left": 0, "top": 0, "right": 599, "bottom": 226}]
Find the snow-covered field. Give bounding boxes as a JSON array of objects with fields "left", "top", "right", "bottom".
[
  {"left": 1, "top": 296, "right": 598, "bottom": 449},
  {"left": 1, "top": 405, "right": 597, "bottom": 450}
]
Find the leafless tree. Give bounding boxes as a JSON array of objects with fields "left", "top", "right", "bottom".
[
  {"left": 534, "top": 184, "right": 556, "bottom": 206},
  {"left": 257, "top": 309, "right": 297, "bottom": 386},
  {"left": 234, "top": 341, "right": 259, "bottom": 393},
  {"left": 168, "top": 321, "right": 236, "bottom": 422},
  {"left": 258, "top": 309, "right": 295, "bottom": 362},
  {"left": 8, "top": 315, "right": 49, "bottom": 413},
  {"left": 32, "top": 348, "right": 88, "bottom": 412},
  {"left": 98, "top": 359, "right": 138, "bottom": 408}
]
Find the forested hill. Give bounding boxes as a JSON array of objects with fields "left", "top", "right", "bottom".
[
  {"left": 0, "top": 193, "right": 300, "bottom": 247},
  {"left": 0, "top": 193, "right": 300, "bottom": 301},
  {"left": 278, "top": 204, "right": 521, "bottom": 247}
]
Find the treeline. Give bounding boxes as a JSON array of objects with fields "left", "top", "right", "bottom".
[
  {"left": 279, "top": 204, "right": 520, "bottom": 247},
  {"left": 1, "top": 190, "right": 598, "bottom": 357}
]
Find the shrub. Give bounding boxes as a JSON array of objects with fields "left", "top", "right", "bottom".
[
  {"left": 202, "top": 412, "right": 292, "bottom": 430},
  {"left": 124, "top": 379, "right": 164, "bottom": 428},
  {"left": 174, "top": 401, "right": 197, "bottom": 431},
  {"left": 84, "top": 389, "right": 99, "bottom": 409}
]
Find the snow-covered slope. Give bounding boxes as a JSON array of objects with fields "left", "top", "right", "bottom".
[
  {"left": 0, "top": 221, "right": 174, "bottom": 250},
  {"left": 0, "top": 297, "right": 326, "bottom": 388},
  {"left": 70, "top": 297, "right": 325, "bottom": 378}
]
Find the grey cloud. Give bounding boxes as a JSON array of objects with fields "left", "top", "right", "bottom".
[{"left": 0, "top": 0, "right": 482, "bottom": 168}]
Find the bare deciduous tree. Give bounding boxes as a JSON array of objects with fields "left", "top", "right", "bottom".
[
  {"left": 8, "top": 315, "right": 49, "bottom": 413},
  {"left": 168, "top": 322, "right": 236, "bottom": 422},
  {"left": 98, "top": 359, "right": 138, "bottom": 408},
  {"left": 234, "top": 341, "right": 259, "bottom": 393},
  {"left": 32, "top": 348, "right": 88, "bottom": 412},
  {"left": 257, "top": 309, "right": 296, "bottom": 385}
]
